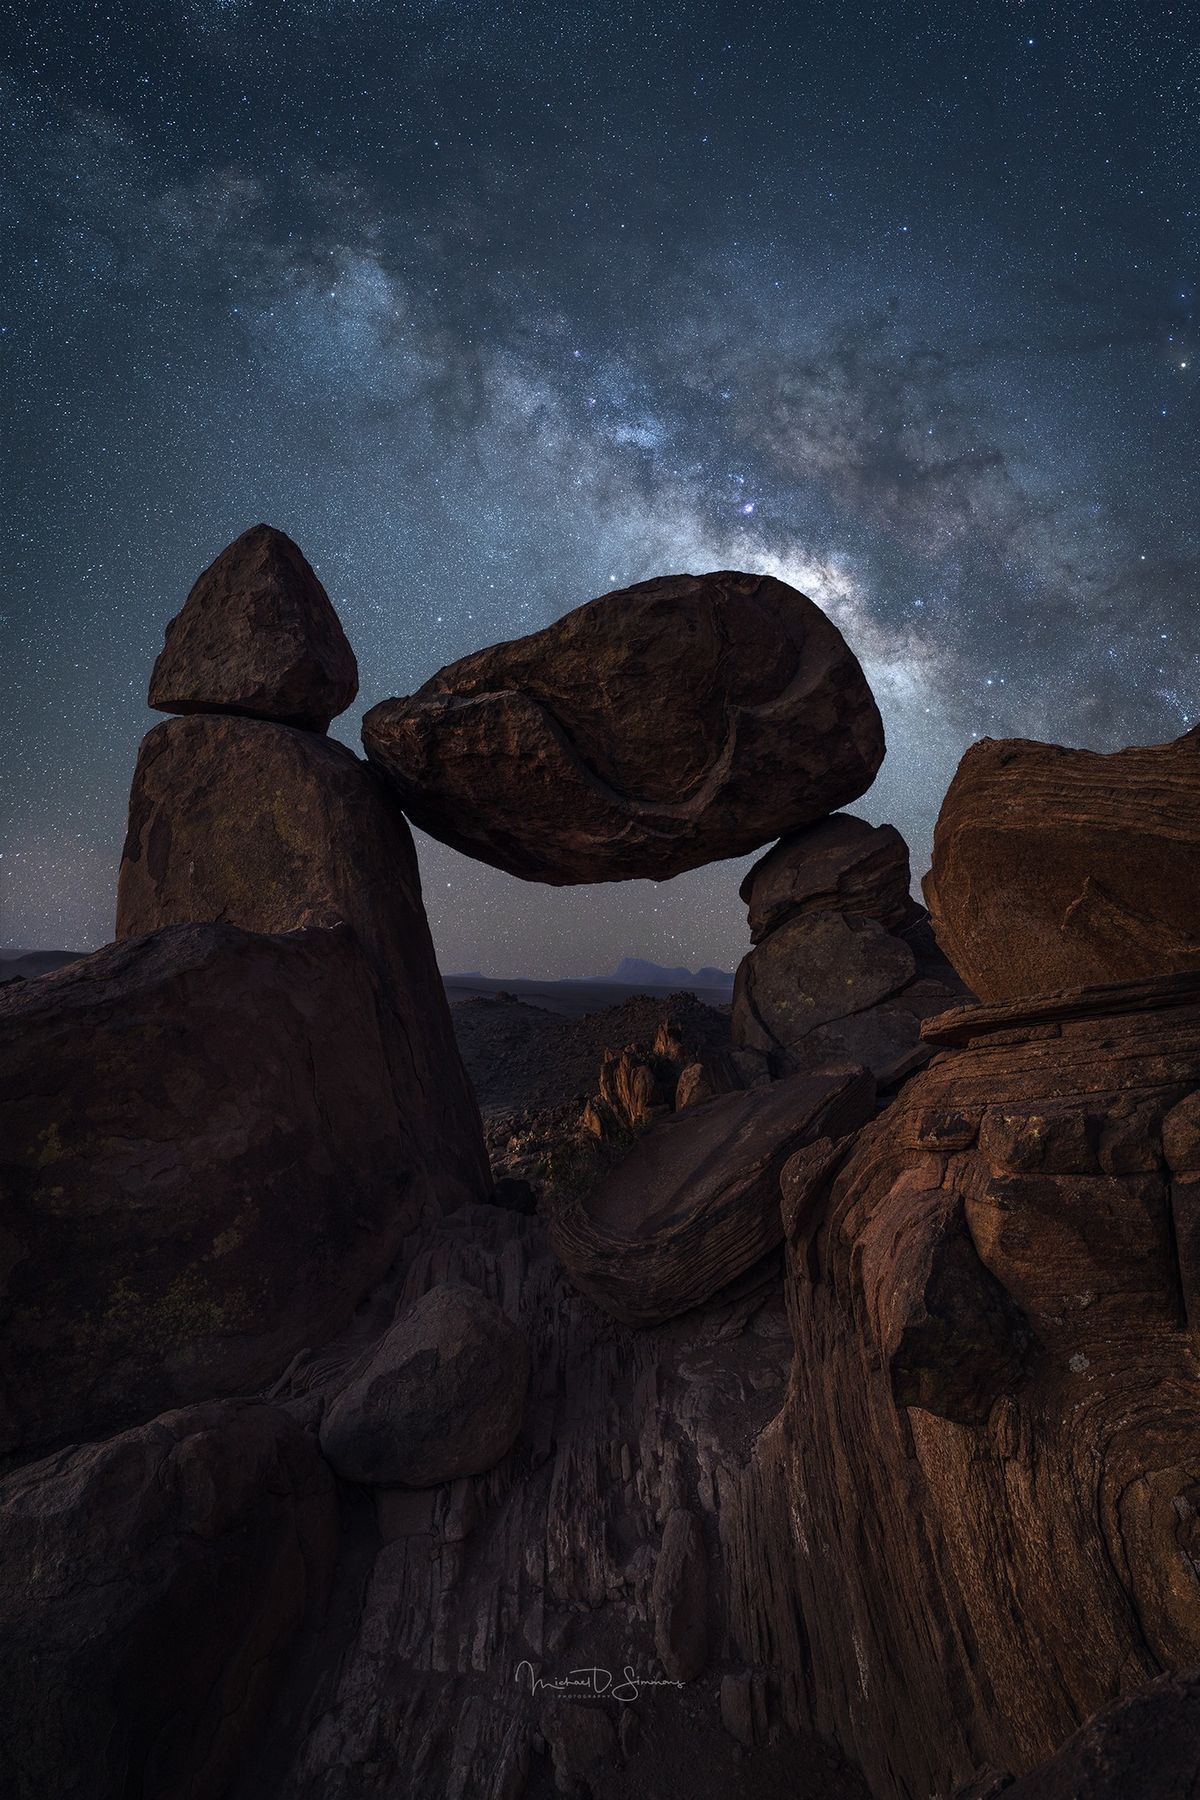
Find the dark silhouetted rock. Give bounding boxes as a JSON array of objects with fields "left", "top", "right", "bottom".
[
  {"left": 726, "top": 971, "right": 1200, "bottom": 1800},
  {"left": 117, "top": 712, "right": 489, "bottom": 1218},
  {"left": 0, "top": 922, "right": 429, "bottom": 1462},
  {"left": 548, "top": 1065, "right": 875, "bottom": 1325},
  {"left": 652, "top": 1507, "right": 709, "bottom": 1681},
  {"left": 996, "top": 1669, "right": 1200, "bottom": 1799},
  {"left": 0, "top": 1399, "right": 336, "bottom": 1800},
  {"left": 739, "top": 813, "right": 918, "bottom": 944},
  {"left": 363, "top": 570, "right": 884, "bottom": 883},
  {"left": 540, "top": 1701, "right": 617, "bottom": 1796},
  {"left": 148, "top": 523, "right": 358, "bottom": 731},
  {"left": 924, "top": 728, "right": 1200, "bottom": 1001},
  {"left": 733, "top": 820, "right": 965, "bottom": 1085},
  {"left": 319, "top": 1284, "right": 530, "bottom": 1487}
]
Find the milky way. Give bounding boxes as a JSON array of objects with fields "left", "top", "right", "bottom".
[{"left": 3, "top": 0, "right": 1198, "bottom": 974}]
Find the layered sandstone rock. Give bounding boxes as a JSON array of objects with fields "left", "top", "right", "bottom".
[
  {"left": 549, "top": 1065, "right": 875, "bottom": 1325},
  {"left": 924, "top": 727, "right": 1200, "bottom": 1000},
  {"left": 733, "top": 814, "right": 964, "bottom": 1085},
  {"left": 0, "top": 922, "right": 426, "bottom": 1460},
  {"left": 319, "top": 1284, "right": 530, "bottom": 1487},
  {"left": 363, "top": 571, "right": 884, "bottom": 883},
  {"left": 116, "top": 713, "right": 489, "bottom": 1216},
  {"left": 725, "top": 971, "right": 1200, "bottom": 1800},
  {"left": 0, "top": 1399, "right": 336, "bottom": 1800},
  {"left": 149, "top": 523, "right": 358, "bottom": 731}
]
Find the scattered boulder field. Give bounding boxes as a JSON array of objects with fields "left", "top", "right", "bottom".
[{"left": 3, "top": 521, "right": 1200, "bottom": 1800}]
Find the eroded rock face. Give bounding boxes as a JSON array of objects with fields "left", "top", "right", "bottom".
[
  {"left": 0, "top": 922, "right": 427, "bottom": 1461},
  {"left": 362, "top": 571, "right": 885, "bottom": 884},
  {"left": 996, "top": 1669, "right": 1200, "bottom": 1799},
  {"left": 733, "top": 818, "right": 964, "bottom": 1086},
  {"left": 148, "top": 523, "right": 358, "bottom": 731},
  {"left": 319, "top": 1284, "right": 530, "bottom": 1487},
  {"left": 924, "top": 728, "right": 1200, "bottom": 1000},
  {"left": 548, "top": 1066, "right": 875, "bottom": 1325},
  {"left": 0, "top": 1399, "right": 336, "bottom": 1800},
  {"left": 116, "top": 712, "right": 489, "bottom": 1218},
  {"left": 739, "top": 813, "right": 917, "bottom": 944},
  {"left": 725, "top": 971, "right": 1200, "bottom": 1800}
]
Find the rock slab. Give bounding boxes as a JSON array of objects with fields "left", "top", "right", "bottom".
[
  {"left": 319, "top": 1283, "right": 530, "bottom": 1487},
  {"left": 363, "top": 570, "right": 884, "bottom": 883},
  {"left": 149, "top": 523, "right": 358, "bottom": 731},
  {"left": 0, "top": 922, "right": 423, "bottom": 1461},
  {"left": 924, "top": 727, "right": 1200, "bottom": 1000}
]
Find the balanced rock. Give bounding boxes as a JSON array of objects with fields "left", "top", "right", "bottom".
[
  {"left": 362, "top": 570, "right": 885, "bottom": 883},
  {"left": 728, "top": 970, "right": 1200, "bottom": 1800},
  {"left": 0, "top": 1399, "right": 336, "bottom": 1800},
  {"left": 548, "top": 1065, "right": 875, "bottom": 1325},
  {"left": 0, "top": 922, "right": 424, "bottom": 1461},
  {"left": 117, "top": 713, "right": 489, "bottom": 1217},
  {"left": 149, "top": 523, "right": 358, "bottom": 731},
  {"left": 924, "top": 727, "right": 1200, "bottom": 1001},
  {"left": 733, "top": 816, "right": 964, "bottom": 1086},
  {"left": 319, "top": 1284, "right": 530, "bottom": 1487}
]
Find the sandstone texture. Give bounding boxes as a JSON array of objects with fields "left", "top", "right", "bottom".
[
  {"left": 362, "top": 571, "right": 884, "bottom": 883},
  {"left": 924, "top": 727, "right": 1200, "bottom": 1000},
  {"left": 726, "top": 970, "right": 1200, "bottom": 1800},
  {"left": 319, "top": 1283, "right": 530, "bottom": 1487},
  {"left": 0, "top": 922, "right": 423, "bottom": 1461},
  {"left": 0, "top": 1399, "right": 336, "bottom": 1800},
  {"left": 733, "top": 814, "right": 965, "bottom": 1085},
  {"left": 116, "top": 712, "right": 489, "bottom": 1217},
  {"left": 149, "top": 523, "right": 358, "bottom": 731},
  {"left": 548, "top": 1065, "right": 875, "bottom": 1325}
]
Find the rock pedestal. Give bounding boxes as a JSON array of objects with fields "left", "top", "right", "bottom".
[{"left": 732, "top": 813, "right": 965, "bottom": 1085}]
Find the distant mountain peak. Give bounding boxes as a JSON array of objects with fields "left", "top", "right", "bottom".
[{"left": 611, "top": 956, "right": 733, "bottom": 987}]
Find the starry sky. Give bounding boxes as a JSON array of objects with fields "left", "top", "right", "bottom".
[{"left": 3, "top": 0, "right": 1198, "bottom": 976}]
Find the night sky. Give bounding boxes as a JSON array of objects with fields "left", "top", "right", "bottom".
[{"left": 3, "top": 1, "right": 1198, "bottom": 976}]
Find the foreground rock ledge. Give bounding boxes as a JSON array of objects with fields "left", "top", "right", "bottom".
[
  {"left": 724, "top": 970, "right": 1200, "bottom": 1800},
  {"left": 548, "top": 1065, "right": 875, "bottom": 1325},
  {"left": 363, "top": 570, "right": 885, "bottom": 883}
]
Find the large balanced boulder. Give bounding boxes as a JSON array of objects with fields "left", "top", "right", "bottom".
[
  {"left": 362, "top": 571, "right": 885, "bottom": 883},
  {"left": 924, "top": 727, "right": 1200, "bottom": 1001},
  {"left": 0, "top": 922, "right": 429, "bottom": 1462},
  {"left": 548, "top": 1065, "right": 875, "bottom": 1324},
  {"left": 319, "top": 1284, "right": 530, "bottom": 1486},
  {"left": 732, "top": 814, "right": 964, "bottom": 1085},
  {"left": 148, "top": 522, "right": 358, "bottom": 731},
  {"left": 116, "top": 713, "right": 489, "bottom": 1217},
  {"left": 0, "top": 1399, "right": 336, "bottom": 1800},
  {"left": 726, "top": 970, "right": 1200, "bottom": 1800}
]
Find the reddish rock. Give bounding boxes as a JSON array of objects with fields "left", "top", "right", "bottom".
[
  {"left": 924, "top": 728, "right": 1200, "bottom": 1001},
  {"left": 319, "top": 1284, "right": 530, "bottom": 1487},
  {"left": 739, "top": 813, "right": 918, "bottom": 944},
  {"left": 116, "top": 712, "right": 489, "bottom": 1218},
  {"left": 363, "top": 570, "right": 884, "bottom": 883},
  {"left": 0, "top": 1399, "right": 336, "bottom": 1800},
  {"left": 148, "top": 523, "right": 358, "bottom": 731},
  {"left": 652, "top": 1507, "right": 709, "bottom": 1681},
  {"left": 548, "top": 1065, "right": 875, "bottom": 1325},
  {"left": 725, "top": 971, "right": 1200, "bottom": 1800},
  {"left": 0, "top": 922, "right": 431, "bottom": 1461}
]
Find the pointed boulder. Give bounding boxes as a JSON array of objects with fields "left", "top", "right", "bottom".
[{"left": 148, "top": 523, "right": 358, "bottom": 731}]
